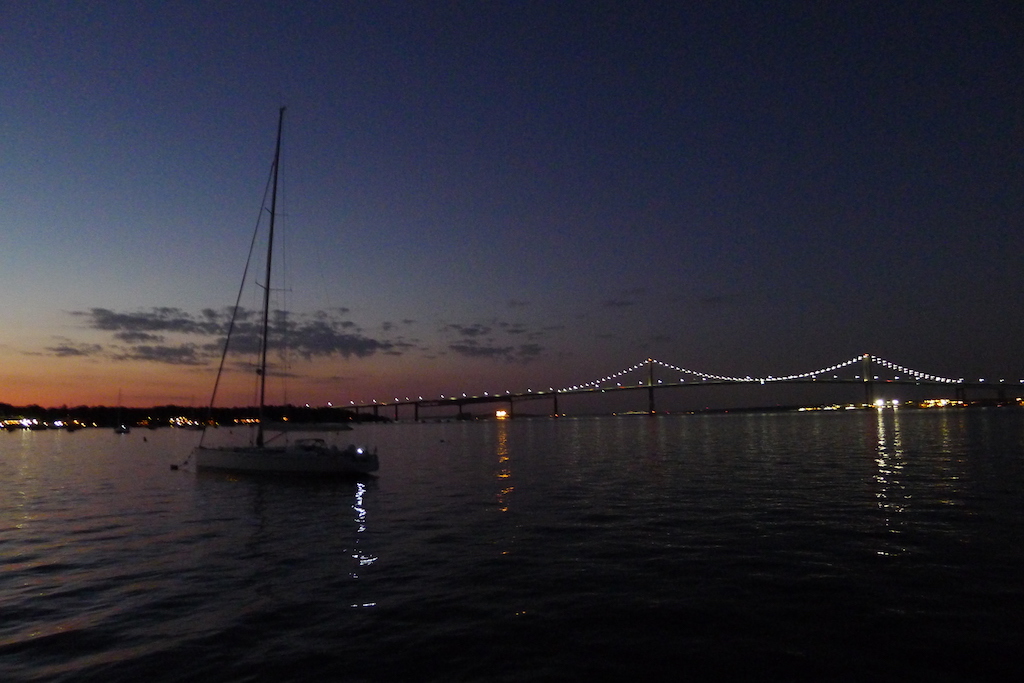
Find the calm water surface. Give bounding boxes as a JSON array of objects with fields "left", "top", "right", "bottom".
[{"left": 2, "top": 410, "right": 1023, "bottom": 682}]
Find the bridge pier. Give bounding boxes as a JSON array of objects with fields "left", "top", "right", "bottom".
[
  {"left": 414, "top": 402, "right": 420, "bottom": 421},
  {"left": 552, "top": 392, "right": 559, "bottom": 418},
  {"left": 864, "top": 380, "right": 875, "bottom": 406}
]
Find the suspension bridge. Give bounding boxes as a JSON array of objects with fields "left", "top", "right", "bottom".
[{"left": 348, "top": 353, "right": 1022, "bottom": 420}]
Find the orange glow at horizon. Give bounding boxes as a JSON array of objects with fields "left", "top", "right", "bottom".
[{"left": 0, "top": 350, "right": 514, "bottom": 409}]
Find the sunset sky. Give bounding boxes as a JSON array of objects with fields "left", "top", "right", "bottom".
[{"left": 2, "top": 1, "right": 1021, "bottom": 409}]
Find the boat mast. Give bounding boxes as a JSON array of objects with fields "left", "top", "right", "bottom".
[{"left": 256, "top": 106, "right": 285, "bottom": 447}]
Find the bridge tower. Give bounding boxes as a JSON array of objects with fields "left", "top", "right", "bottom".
[
  {"left": 647, "top": 358, "right": 656, "bottom": 414},
  {"left": 861, "top": 353, "right": 875, "bottom": 406}
]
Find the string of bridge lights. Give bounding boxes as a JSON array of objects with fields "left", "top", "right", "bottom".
[
  {"left": 354, "top": 354, "right": 1018, "bottom": 405},
  {"left": 560, "top": 354, "right": 971, "bottom": 392},
  {"left": 870, "top": 356, "right": 962, "bottom": 384}
]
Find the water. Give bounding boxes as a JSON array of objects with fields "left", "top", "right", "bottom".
[{"left": 2, "top": 409, "right": 1023, "bottom": 682}]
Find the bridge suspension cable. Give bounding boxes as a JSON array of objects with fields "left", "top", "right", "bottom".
[
  {"left": 561, "top": 354, "right": 965, "bottom": 392},
  {"left": 869, "top": 355, "right": 961, "bottom": 384},
  {"left": 351, "top": 353, "right": 1008, "bottom": 408}
]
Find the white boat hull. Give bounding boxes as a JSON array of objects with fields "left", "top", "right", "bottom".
[{"left": 193, "top": 439, "right": 378, "bottom": 475}]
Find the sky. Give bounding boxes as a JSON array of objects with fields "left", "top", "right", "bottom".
[{"left": 2, "top": 0, "right": 1022, "bottom": 410}]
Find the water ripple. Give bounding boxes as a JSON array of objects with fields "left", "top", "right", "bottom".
[{"left": 2, "top": 412, "right": 1023, "bottom": 681}]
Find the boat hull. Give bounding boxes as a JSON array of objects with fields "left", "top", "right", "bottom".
[{"left": 193, "top": 441, "right": 378, "bottom": 475}]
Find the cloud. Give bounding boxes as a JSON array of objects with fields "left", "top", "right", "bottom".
[
  {"left": 446, "top": 323, "right": 491, "bottom": 338},
  {"left": 79, "top": 307, "right": 226, "bottom": 336},
  {"left": 499, "top": 322, "right": 528, "bottom": 335},
  {"left": 45, "top": 339, "right": 104, "bottom": 357},
  {"left": 439, "top": 319, "right": 561, "bottom": 363},
  {"left": 516, "top": 343, "right": 544, "bottom": 360},
  {"left": 601, "top": 299, "right": 636, "bottom": 308},
  {"left": 61, "top": 306, "right": 396, "bottom": 365},
  {"left": 284, "top": 318, "right": 392, "bottom": 359},
  {"left": 112, "top": 343, "right": 205, "bottom": 365},
  {"left": 448, "top": 340, "right": 545, "bottom": 363},
  {"left": 115, "top": 331, "right": 165, "bottom": 343},
  {"left": 449, "top": 341, "right": 509, "bottom": 358},
  {"left": 57, "top": 308, "right": 557, "bottom": 367}
]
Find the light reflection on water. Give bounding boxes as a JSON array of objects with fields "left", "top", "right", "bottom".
[
  {"left": 874, "top": 408, "right": 908, "bottom": 554},
  {"left": 1, "top": 410, "right": 1023, "bottom": 682},
  {"left": 494, "top": 419, "right": 513, "bottom": 513},
  {"left": 351, "top": 481, "right": 377, "bottom": 575}
]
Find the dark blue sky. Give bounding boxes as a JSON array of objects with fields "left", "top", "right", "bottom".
[{"left": 2, "top": 1, "right": 1021, "bottom": 407}]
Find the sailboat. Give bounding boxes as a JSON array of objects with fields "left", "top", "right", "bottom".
[
  {"left": 190, "top": 108, "right": 379, "bottom": 475},
  {"left": 114, "top": 389, "right": 131, "bottom": 434}
]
